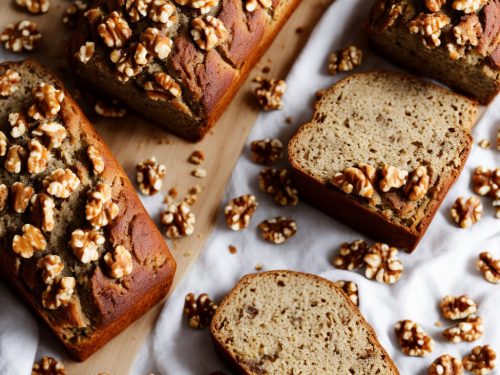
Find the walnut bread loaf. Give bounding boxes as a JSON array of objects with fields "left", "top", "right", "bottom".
[
  {"left": 210, "top": 270, "right": 400, "bottom": 374},
  {"left": 0, "top": 60, "right": 176, "bottom": 361},
  {"left": 288, "top": 71, "right": 476, "bottom": 251},
  {"left": 365, "top": 0, "right": 500, "bottom": 104},
  {"left": 67, "top": 0, "right": 302, "bottom": 142}
]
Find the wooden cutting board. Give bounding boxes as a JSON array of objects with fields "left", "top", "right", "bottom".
[{"left": 1, "top": 0, "right": 333, "bottom": 373}]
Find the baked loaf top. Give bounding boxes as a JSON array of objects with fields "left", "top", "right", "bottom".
[
  {"left": 289, "top": 71, "right": 475, "bottom": 235},
  {"left": 0, "top": 60, "right": 176, "bottom": 360},
  {"left": 211, "top": 270, "right": 399, "bottom": 374}
]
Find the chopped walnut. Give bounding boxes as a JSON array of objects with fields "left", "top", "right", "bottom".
[
  {"left": 450, "top": 196, "right": 483, "bottom": 228},
  {"left": 476, "top": 251, "right": 500, "bottom": 284},
  {"left": 32, "top": 356, "right": 66, "bottom": 375},
  {"left": 28, "top": 83, "right": 65, "bottom": 121},
  {"left": 395, "top": 320, "right": 434, "bottom": 357},
  {"left": 125, "top": 0, "right": 152, "bottom": 21},
  {"left": 8, "top": 112, "right": 28, "bottom": 138},
  {"left": 452, "top": 0, "right": 487, "bottom": 13},
  {"left": 253, "top": 76, "right": 287, "bottom": 110},
  {"left": 4, "top": 145, "right": 25, "bottom": 174},
  {"left": 328, "top": 46, "right": 363, "bottom": 75},
  {"left": 0, "top": 69, "right": 21, "bottom": 97},
  {"left": 224, "top": 194, "right": 258, "bottom": 231},
  {"left": 402, "top": 166, "right": 430, "bottom": 201},
  {"left": 184, "top": 293, "right": 218, "bottom": 329},
  {"left": 42, "top": 276, "right": 75, "bottom": 309},
  {"left": 140, "top": 27, "right": 173, "bottom": 60},
  {"left": 334, "top": 280, "right": 359, "bottom": 306},
  {"left": 110, "top": 46, "right": 144, "bottom": 82},
  {"left": 98, "top": 11, "right": 132, "bottom": 48},
  {"left": 408, "top": 12, "right": 450, "bottom": 48},
  {"left": 472, "top": 167, "right": 499, "bottom": 199},
  {"left": 425, "top": 0, "right": 447, "bottom": 12},
  {"left": 191, "top": 167, "right": 207, "bottom": 178},
  {"left": 63, "top": 0, "right": 88, "bottom": 29},
  {"left": 104, "top": 245, "right": 133, "bottom": 278},
  {"left": 463, "top": 345, "right": 497, "bottom": 375},
  {"left": 0, "top": 184, "right": 7, "bottom": 211},
  {"left": 70, "top": 229, "right": 105, "bottom": 264},
  {"left": 379, "top": 165, "right": 408, "bottom": 192},
  {"left": 37, "top": 255, "right": 64, "bottom": 285},
  {"left": 440, "top": 295, "right": 478, "bottom": 320},
  {"left": 0, "top": 131, "right": 6, "bottom": 157},
  {"left": 43, "top": 168, "right": 80, "bottom": 199},
  {"left": 149, "top": 0, "right": 177, "bottom": 25},
  {"left": 454, "top": 14, "right": 483, "bottom": 47},
  {"left": 258, "top": 216, "right": 297, "bottom": 244},
  {"left": 331, "top": 164, "right": 376, "bottom": 199},
  {"left": 75, "top": 41, "right": 95, "bottom": 64},
  {"left": 16, "top": 0, "right": 50, "bottom": 14},
  {"left": 191, "top": 16, "right": 228, "bottom": 51},
  {"left": 428, "top": 355, "right": 464, "bottom": 375},
  {"left": 136, "top": 157, "right": 166, "bottom": 196},
  {"left": 250, "top": 138, "right": 283, "bottom": 165},
  {"left": 259, "top": 168, "right": 299, "bottom": 206},
  {"left": 27, "top": 139, "right": 49, "bottom": 175},
  {"left": 32, "top": 121, "right": 67, "bottom": 149},
  {"left": 11, "top": 182, "right": 34, "bottom": 214},
  {"left": 30, "top": 193, "right": 55, "bottom": 232},
  {"left": 161, "top": 202, "right": 195, "bottom": 238},
  {"left": 87, "top": 146, "right": 105, "bottom": 175},
  {"left": 245, "top": 0, "right": 272, "bottom": 12},
  {"left": 188, "top": 150, "right": 205, "bottom": 165},
  {"left": 175, "top": 0, "right": 218, "bottom": 14},
  {"left": 143, "top": 72, "right": 181, "bottom": 101},
  {"left": 0, "top": 20, "right": 42, "bottom": 52},
  {"left": 364, "top": 243, "right": 404, "bottom": 284},
  {"left": 86, "top": 182, "right": 119, "bottom": 228},
  {"left": 94, "top": 98, "right": 126, "bottom": 118},
  {"left": 332, "top": 240, "right": 369, "bottom": 271},
  {"left": 443, "top": 315, "right": 484, "bottom": 343},
  {"left": 12, "top": 224, "right": 46, "bottom": 258}
]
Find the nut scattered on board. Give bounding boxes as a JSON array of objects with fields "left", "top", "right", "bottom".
[
  {"left": 191, "top": 167, "right": 207, "bottom": 178},
  {"left": 16, "top": 0, "right": 50, "bottom": 14},
  {"left": 161, "top": 202, "right": 195, "bottom": 238},
  {"left": 183, "top": 293, "right": 218, "bottom": 329},
  {"left": 462, "top": 345, "right": 497, "bottom": 375},
  {"left": 136, "top": 157, "right": 166, "bottom": 196},
  {"left": 334, "top": 280, "right": 359, "bottom": 306},
  {"left": 472, "top": 167, "right": 499, "bottom": 198},
  {"left": 394, "top": 320, "right": 434, "bottom": 357},
  {"left": 0, "top": 20, "right": 42, "bottom": 53},
  {"left": 94, "top": 98, "right": 127, "bottom": 118},
  {"left": 253, "top": 76, "right": 287, "bottom": 111},
  {"left": 450, "top": 196, "right": 483, "bottom": 228},
  {"left": 224, "top": 194, "right": 258, "bottom": 231},
  {"left": 332, "top": 239, "right": 369, "bottom": 271},
  {"left": 188, "top": 150, "right": 205, "bottom": 165},
  {"left": 259, "top": 168, "right": 299, "bottom": 206},
  {"left": 328, "top": 45, "right": 363, "bottom": 75},
  {"left": 258, "top": 217, "right": 297, "bottom": 244},
  {"left": 476, "top": 251, "right": 500, "bottom": 284},
  {"left": 440, "top": 295, "right": 478, "bottom": 320},
  {"left": 32, "top": 356, "right": 66, "bottom": 375},
  {"left": 428, "top": 354, "right": 464, "bottom": 375},
  {"left": 250, "top": 138, "right": 283, "bottom": 165},
  {"left": 364, "top": 243, "right": 404, "bottom": 284},
  {"left": 442, "top": 315, "right": 484, "bottom": 343}
]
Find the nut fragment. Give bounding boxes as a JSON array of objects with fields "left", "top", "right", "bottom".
[
  {"left": 452, "top": 0, "right": 487, "bottom": 13},
  {"left": 0, "top": 131, "right": 6, "bottom": 156},
  {"left": 379, "top": 165, "right": 408, "bottom": 192},
  {"left": 440, "top": 295, "right": 478, "bottom": 320},
  {"left": 245, "top": 0, "right": 272, "bottom": 12},
  {"left": 30, "top": 193, "right": 55, "bottom": 232},
  {"left": 450, "top": 196, "right": 483, "bottom": 228},
  {"left": 395, "top": 320, "right": 434, "bottom": 357},
  {"left": 143, "top": 72, "right": 181, "bottom": 101},
  {"left": 37, "top": 255, "right": 64, "bottom": 285},
  {"left": 191, "top": 16, "right": 228, "bottom": 51},
  {"left": 443, "top": 315, "right": 484, "bottom": 343},
  {"left": 98, "top": 11, "right": 132, "bottom": 48},
  {"left": 183, "top": 293, "right": 218, "bottom": 329},
  {"left": 175, "top": 0, "right": 218, "bottom": 14},
  {"left": 462, "top": 345, "right": 497, "bottom": 375},
  {"left": 140, "top": 27, "right": 173, "bottom": 60},
  {"left": 472, "top": 167, "right": 499, "bottom": 198},
  {"left": 43, "top": 168, "right": 80, "bottom": 199},
  {"left": 0, "top": 184, "right": 7, "bottom": 211},
  {"left": 259, "top": 168, "right": 299, "bottom": 206},
  {"left": 125, "top": 0, "right": 152, "bottom": 21},
  {"left": 331, "top": 164, "right": 376, "bottom": 199},
  {"left": 5, "top": 145, "right": 25, "bottom": 174},
  {"left": 85, "top": 182, "right": 119, "bottom": 228},
  {"left": 408, "top": 12, "right": 450, "bottom": 48},
  {"left": 425, "top": 0, "right": 447, "bottom": 12},
  {"left": 87, "top": 146, "right": 105, "bottom": 175},
  {"left": 454, "top": 14, "right": 483, "bottom": 47},
  {"left": 161, "top": 202, "right": 195, "bottom": 238},
  {"left": 8, "top": 112, "right": 28, "bottom": 138},
  {"left": 75, "top": 41, "right": 95, "bottom": 64},
  {"left": 0, "top": 69, "right": 21, "bottom": 97},
  {"left": 110, "top": 45, "right": 144, "bottom": 82},
  {"left": 402, "top": 166, "right": 429, "bottom": 201},
  {"left": 27, "top": 139, "right": 49, "bottom": 175},
  {"left": 94, "top": 98, "right": 126, "bottom": 118},
  {"left": 70, "top": 229, "right": 105, "bottom": 264},
  {"left": 42, "top": 276, "right": 75, "bottom": 309},
  {"left": 224, "top": 194, "right": 258, "bottom": 231},
  {"left": 250, "top": 139, "right": 283, "bottom": 165},
  {"left": 16, "top": 0, "right": 50, "bottom": 14},
  {"left": 28, "top": 83, "right": 65, "bottom": 121},
  {"left": 332, "top": 240, "right": 369, "bottom": 271},
  {"left": 328, "top": 46, "right": 363, "bottom": 75},
  {"left": 136, "top": 157, "right": 166, "bottom": 195},
  {"left": 428, "top": 355, "right": 464, "bottom": 375},
  {"left": 364, "top": 243, "right": 404, "bottom": 284},
  {"left": 476, "top": 251, "right": 500, "bottom": 284},
  {"left": 104, "top": 245, "right": 133, "bottom": 278},
  {"left": 0, "top": 20, "right": 42, "bottom": 52},
  {"left": 12, "top": 224, "right": 46, "bottom": 258},
  {"left": 32, "top": 356, "right": 66, "bottom": 375},
  {"left": 253, "top": 76, "right": 287, "bottom": 111},
  {"left": 188, "top": 150, "right": 205, "bottom": 165},
  {"left": 11, "top": 182, "right": 34, "bottom": 214},
  {"left": 32, "top": 121, "right": 68, "bottom": 149},
  {"left": 334, "top": 280, "right": 359, "bottom": 306},
  {"left": 149, "top": 0, "right": 177, "bottom": 25},
  {"left": 258, "top": 216, "right": 297, "bottom": 244}
]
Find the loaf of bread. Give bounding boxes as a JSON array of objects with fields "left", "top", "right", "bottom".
[
  {"left": 288, "top": 71, "right": 476, "bottom": 251},
  {"left": 210, "top": 270, "right": 399, "bottom": 374},
  {"left": 67, "top": 0, "right": 301, "bottom": 141},
  {"left": 365, "top": 0, "right": 500, "bottom": 104},
  {"left": 0, "top": 60, "right": 176, "bottom": 361}
]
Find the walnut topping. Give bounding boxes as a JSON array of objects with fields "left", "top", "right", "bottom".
[
  {"left": 75, "top": 41, "right": 95, "bottom": 64},
  {"left": 70, "top": 229, "right": 104, "bottom": 264},
  {"left": 0, "top": 20, "right": 42, "bottom": 52},
  {"left": 184, "top": 293, "right": 218, "bottom": 329},
  {"left": 32, "top": 121, "right": 67, "bottom": 149},
  {"left": 476, "top": 251, "right": 500, "bottom": 284},
  {"left": 42, "top": 276, "right": 75, "bottom": 309},
  {"left": 11, "top": 182, "right": 34, "bottom": 214},
  {"left": 191, "top": 16, "right": 228, "bottom": 51},
  {"left": 12, "top": 224, "right": 46, "bottom": 258},
  {"left": 87, "top": 146, "right": 105, "bottom": 176},
  {"left": 408, "top": 12, "right": 450, "bottom": 48},
  {"left": 332, "top": 240, "right": 369, "bottom": 271},
  {"left": 110, "top": 46, "right": 143, "bottom": 82},
  {"left": 27, "top": 139, "right": 49, "bottom": 175},
  {"left": 454, "top": 14, "right": 483, "bottom": 47},
  {"left": 379, "top": 165, "right": 408, "bottom": 192},
  {"left": 364, "top": 243, "right": 404, "bottom": 284},
  {"left": 94, "top": 98, "right": 126, "bottom": 117},
  {"left": 125, "top": 0, "right": 151, "bottom": 21},
  {"left": 428, "top": 355, "right": 464, "bottom": 375},
  {"left": 472, "top": 167, "right": 499, "bottom": 198},
  {"left": 395, "top": 320, "right": 434, "bottom": 357},
  {"left": 425, "top": 0, "right": 447, "bottom": 12},
  {"left": 63, "top": 0, "right": 88, "bottom": 29},
  {"left": 37, "top": 255, "right": 64, "bottom": 285},
  {"left": 8, "top": 112, "right": 28, "bottom": 138},
  {"left": 104, "top": 245, "right": 133, "bottom": 278},
  {"left": 404, "top": 166, "right": 429, "bottom": 201},
  {"left": 452, "top": 0, "right": 487, "bottom": 13},
  {"left": 30, "top": 193, "right": 55, "bottom": 232},
  {"left": 328, "top": 46, "right": 363, "bottom": 75},
  {"left": 0, "top": 184, "right": 7, "bottom": 211},
  {"left": 161, "top": 202, "right": 195, "bottom": 238},
  {"left": 140, "top": 27, "right": 173, "bottom": 60},
  {"left": 258, "top": 216, "right": 297, "bottom": 244},
  {"left": 331, "top": 164, "right": 376, "bottom": 199},
  {"left": 375, "top": 1, "right": 405, "bottom": 31},
  {"left": 175, "top": 0, "right": 219, "bottom": 14},
  {"left": 245, "top": 0, "right": 272, "bottom": 12},
  {"left": 136, "top": 157, "right": 166, "bottom": 196},
  {"left": 98, "top": 11, "right": 132, "bottom": 48},
  {"left": 16, "top": 0, "right": 50, "bottom": 14},
  {"left": 463, "top": 345, "right": 497, "bottom": 375},
  {"left": 188, "top": 150, "right": 205, "bottom": 165},
  {"left": 149, "top": 0, "right": 177, "bottom": 25},
  {"left": 0, "top": 69, "right": 21, "bottom": 97},
  {"left": 43, "top": 168, "right": 80, "bottom": 199},
  {"left": 85, "top": 182, "right": 119, "bottom": 228},
  {"left": 253, "top": 76, "right": 287, "bottom": 111},
  {"left": 224, "top": 194, "right": 258, "bottom": 231},
  {"left": 143, "top": 72, "right": 181, "bottom": 101},
  {"left": 259, "top": 168, "right": 299, "bottom": 206},
  {"left": 32, "top": 356, "right": 66, "bottom": 375},
  {"left": 5, "top": 145, "right": 26, "bottom": 174},
  {"left": 334, "top": 280, "right": 359, "bottom": 306},
  {"left": 250, "top": 139, "right": 283, "bottom": 165},
  {"left": 451, "top": 196, "right": 483, "bottom": 228},
  {"left": 0, "top": 131, "right": 6, "bottom": 156},
  {"left": 440, "top": 295, "right": 478, "bottom": 320},
  {"left": 28, "top": 83, "right": 65, "bottom": 121},
  {"left": 443, "top": 315, "right": 484, "bottom": 343}
]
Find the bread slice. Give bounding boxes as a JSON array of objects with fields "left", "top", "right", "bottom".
[
  {"left": 211, "top": 271, "right": 399, "bottom": 374},
  {"left": 288, "top": 71, "right": 476, "bottom": 251}
]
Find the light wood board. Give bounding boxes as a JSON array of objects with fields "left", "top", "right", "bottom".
[{"left": 1, "top": 0, "right": 333, "bottom": 373}]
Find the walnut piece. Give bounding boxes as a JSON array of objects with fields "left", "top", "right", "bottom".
[
  {"left": 143, "top": 72, "right": 181, "bottom": 101},
  {"left": 32, "top": 356, "right": 66, "bottom": 375},
  {"left": 184, "top": 293, "right": 218, "bottom": 329},
  {"left": 245, "top": 0, "right": 272, "bottom": 12},
  {"left": 70, "top": 229, "right": 105, "bottom": 264},
  {"left": 8, "top": 112, "right": 28, "bottom": 138},
  {"left": 149, "top": 0, "right": 177, "bottom": 25},
  {"left": 443, "top": 315, "right": 484, "bottom": 343},
  {"left": 224, "top": 194, "right": 258, "bottom": 231},
  {"left": 334, "top": 280, "right": 359, "bottom": 306},
  {"left": 328, "top": 46, "right": 363, "bottom": 75},
  {"left": 452, "top": 0, "right": 487, "bottom": 13},
  {"left": 191, "top": 167, "right": 207, "bottom": 178},
  {"left": 43, "top": 168, "right": 80, "bottom": 199},
  {"left": 42, "top": 276, "right": 75, "bottom": 309},
  {"left": 161, "top": 202, "right": 195, "bottom": 238},
  {"left": 0, "top": 131, "right": 6, "bottom": 156},
  {"left": 402, "top": 166, "right": 430, "bottom": 201},
  {"left": 32, "top": 121, "right": 68, "bottom": 149},
  {"left": 259, "top": 168, "right": 299, "bottom": 206},
  {"left": 104, "top": 245, "right": 133, "bottom": 278},
  {"left": 136, "top": 157, "right": 166, "bottom": 196},
  {"left": 0, "top": 20, "right": 42, "bottom": 52},
  {"left": 140, "top": 27, "right": 173, "bottom": 60},
  {"left": 454, "top": 13, "right": 483, "bottom": 47},
  {"left": 87, "top": 146, "right": 105, "bottom": 175},
  {"left": 395, "top": 320, "right": 434, "bottom": 357},
  {"left": 428, "top": 355, "right": 464, "bottom": 375},
  {"left": 75, "top": 41, "right": 95, "bottom": 64},
  {"left": 472, "top": 167, "right": 499, "bottom": 198},
  {"left": 30, "top": 193, "right": 55, "bottom": 232},
  {"left": 425, "top": 0, "right": 447, "bottom": 12},
  {"left": 188, "top": 150, "right": 205, "bottom": 165},
  {"left": 450, "top": 196, "right": 483, "bottom": 228},
  {"left": 37, "top": 255, "right": 64, "bottom": 285},
  {"left": 440, "top": 295, "right": 478, "bottom": 320},
  {"left": 332, "top": 239, "right": 369, "bottom": 271},
  {"left": 94, "top": 98, "right": 126, "bottom": 118},
  {"left": 463, "top": 345, "right": 497, "bottom": 375},
  {"left": 86, "top": 182, "right": 119, "bottom": 228},
  {"left": 110, "top": 45, "right": 145, "bottom": 82},
  {"left": 364, "top": 243, "right": 404, "bottom": 284},
  {"left": 0, "top": 69, "right": 21, "bottom": 97},
  {"left": 408, "top": 12, "right": 450, "bottom": 48},
  {"left": 16, "top": 0, "right": 50, "bottom": 14},
  {"left": 191, "top": 16, "right": 228, "bottom": 51},
  {"left": 175, "top": 0, "right": 218, "bottom": 14},
  {"left": 4, "top": 145, "right": 25, "bottom": 174},
  {"left": 331, "top": 164, "right": 376, "bottom": 199},
  {"left": 125, "top": 0, "right": 151, "bottom": 21},
  {"left": 253, "top": 76, "right": 287, "bottom": 110},
  {"left": 28, "top": 83, "right": 65, "bottom": 121},
  {"left": 12, "top": 224, "right": 46, "bottom": 258},
  {"left": 250, "top": 138, "right": 283, "bottom": 165},
  {"left": 258, "top": 216, "right": 297, "bottom": 244},
  {"left": 375, "top": 1, "right": 405, "bottom": 31},
  {"left": 11, "top": 182, "right": 34, "bottom": 214},
  {"left": 379, "top": 165, "right": 408, "bottom": 192},
  {"left": 98, "top": 11, "right": 132, "bottom": 48},
  {"left": 27, "top": 139, "right": 49, "bottom": 175},
  {"left": 0, "top": 184, "right": 7, "bottom": 211},
  {"left": 476, "top": 251, "right": 500, "bottom": 284}
]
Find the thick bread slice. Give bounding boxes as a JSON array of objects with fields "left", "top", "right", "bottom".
[
  {"left": 288, "top": 71, "right": 476, "bottom": 251},
  {"left": 210, "top": 270, "right": 399, "bottom": 375}
]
